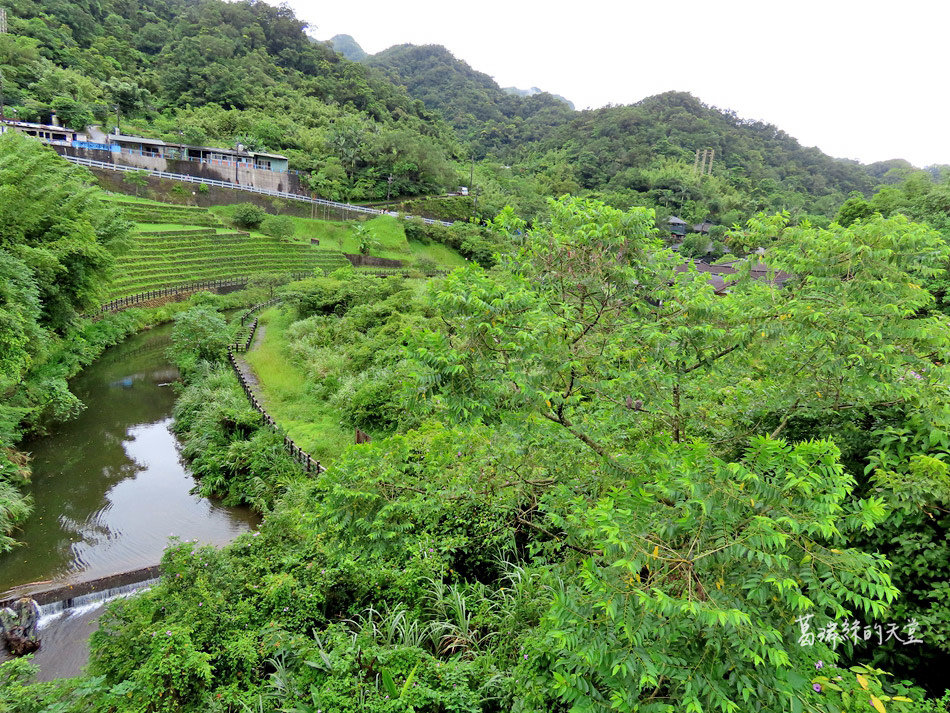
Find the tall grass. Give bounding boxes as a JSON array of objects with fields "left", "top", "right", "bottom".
[{"left": 244, "top": 307, "right": 351, "bottom": 464}]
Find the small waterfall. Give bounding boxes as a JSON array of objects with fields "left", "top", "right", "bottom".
[{"left": 37, "top": 578, "right": 160, "bottom": 629}]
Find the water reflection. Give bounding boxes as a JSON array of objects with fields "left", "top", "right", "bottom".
[{"left": 0, "top": 322, "right": 257, "bottom": 591}]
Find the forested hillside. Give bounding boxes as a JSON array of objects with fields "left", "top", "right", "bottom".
[
  {"left": 0, "top": 0, "right": 459, "bottom": 200},
  {"left": 1, "top": 0, "right": 919, "bottom": 226},
  {"left": 327, "top": 33, "right": 367, "bottom": 62},
  {"left": 366, "top": 43, "right": 577, "bottom": 154},
  {"left": 366, "top": 42, "right": 884, "bottom": 223}
]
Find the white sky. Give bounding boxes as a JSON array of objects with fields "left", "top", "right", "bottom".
[{"left": 288, "top": 0, "right": 948, "bottom": 168}]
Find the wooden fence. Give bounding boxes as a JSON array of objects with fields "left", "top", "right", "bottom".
[
  {"left": 99, "top": 272, "right": 314, "bottom": 314},
  {"left": 344, "top": 253, "right": 404, "bottom": 268},
  {"left": 356, "top": 268, "right": 448, "bottom": 278},
  {"left": 226, "top": 300, "right": 325, "bottom": 476}
]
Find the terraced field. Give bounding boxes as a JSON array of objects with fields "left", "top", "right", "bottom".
[{"left": 107, "top": 199, "right": 350, "bottom": 298}]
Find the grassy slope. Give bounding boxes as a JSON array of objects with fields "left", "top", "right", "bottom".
[
  {"left": 107, "top": 199, "right": 351, "bottom": 298},
  {"left": 244, "top": 306, "right": 351, "bottom": 465},
  {"left": 244, "top": 278, "right": 434, "bottom": 465},
  {"left": 210, "top": 206, "right": 468, "bottom": 267}
]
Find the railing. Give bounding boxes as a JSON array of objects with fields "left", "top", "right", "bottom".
[
  {"left": 232, "top": 298, "right": 281, "bottom": 352},
  {"left": 226, "top": 300, "right": 325, "bottom": 475},
  {"left": 99, "top": 277, "right": 249, "bottom": 313},
  {"left": 98, "top": 272, "right": 314, "bottom": 313},
  {"left": 356, "top": 268, "right": 449, "bottom": 278},
  {"left": 60, "top": 154, "right": 454, "bottom": 226}
]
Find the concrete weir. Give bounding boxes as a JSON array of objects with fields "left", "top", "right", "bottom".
[
  {"left": 0, "top": 566, "right": 161, "bottom": 680},
  {"left": 0, "top": 564, "right": 160, "bottom": 609}
]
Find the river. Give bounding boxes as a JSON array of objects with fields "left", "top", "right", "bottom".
[{"left": 0, "top": 320, "right": 258, "bottom": 679}]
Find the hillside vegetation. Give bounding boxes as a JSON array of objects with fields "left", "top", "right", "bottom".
[
  {"left": 3, "top": 0, "right": 920, "bottom": 229},
  {"left": 0, "top": 0, "right": 459, "bottom": 200},
  {"left": 8, "top": 197, "right": 950, "bottom": 712}
]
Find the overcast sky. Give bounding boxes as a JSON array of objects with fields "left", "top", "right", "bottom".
[{"left": 287, "top": 0, "right": 947, "bottom": 168}]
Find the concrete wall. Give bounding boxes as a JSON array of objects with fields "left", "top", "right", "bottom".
[
  {"left": 88, "top": 168, "right": 352, "bottom": 220},
  {"left": 54, "top": 146, "right": 306, "bottom": 195}
]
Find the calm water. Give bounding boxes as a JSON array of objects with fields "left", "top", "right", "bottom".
[{"left": 0, "top": 321, "right": 257, "bottom": 591}]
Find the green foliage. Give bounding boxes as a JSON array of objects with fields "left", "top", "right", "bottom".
[
  {"left": 837, "top": 192, "right": 875, "bottom": 227},
  {"left": 403, "top": 219, "right": 499, "bottom": 267},
  {"left": 122, "top": 169, "right": 150, "bottom": 197},
  {"left": 349, "top": 222, "right": 381, "bottom": 256},
  {"left": 171, "top": 362, "right": 298, "bottom": 509},
  {"left": 232, "top": 203, "right": 266, "bottom": 230},
  {"left": 535, "top": 438, "right": 896, "bottom": 712},
  {"left": 261, "top": 215, "right": 295, "bottom": 241},
  {"left": 169, "top": 306, "right": 230, "bottom": 374},
  {"left": 0, "top": 132, "right": 130, "bottom": 332}
]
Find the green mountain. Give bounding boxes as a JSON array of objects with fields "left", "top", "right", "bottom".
[
  {"left": 543, "top": 91, "right": 877, "bottom": 213},
  {"left": 502, "top": 85, "right": 575, "bottom": 110},
  {"left": 328, "top": 33, "right": 367, "bottom": 62},
  {"left": 366, "top": 43, "right": 576, "bottom": 147},
  {"left": 0, "top": 0, "right": 458, "bottom": 200},
  {"left": 365, "top": 42, "right": 878, "bottom": 221},
  {"left": 0, "top": 1, "right": 904, "bottom": 224}
]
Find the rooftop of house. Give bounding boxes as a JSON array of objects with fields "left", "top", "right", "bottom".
[
  {"left": 674, "top": 259, "right": 793, "bottom": 294},
  {"left": 112, "top": 133, "right": 166, "bottom": 146},
  {"left": 1, "top": 118, "right": 74, "bottom": 132},
  {"left": 175, "top": 144, "right": 287, "bottom": 160}
]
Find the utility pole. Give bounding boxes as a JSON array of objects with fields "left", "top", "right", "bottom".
[
  {"left": 114, "top": 105, "right": 120, "bottom": 134},
  {"left": 234, "top": 140, "right": 243, "bottom": 185},
  {"left": 386, "top": 173, "right": 394, "bottom": 202},
  {"left": 0, "top": 69, "right": 5, "bottom": 122},
  {"left": 0, "top": 8, "right": 7, "bottom": 34}
]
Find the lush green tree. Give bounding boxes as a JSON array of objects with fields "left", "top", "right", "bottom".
[
  {"left": 121, "top": 169, "right": 149, "bottom": 196},
  {"left": 836, "top": 192, "right": 875, "bottom": 227},
  {"left": 260, "top": 214, "right": 294, "bottom": 241},
  {"left": 0, "top": 132, "right": 129, "bottom": 332},
  {"left": 407, "top": 197, "right": 949, "bottom": 710},
  {"left": 231, "top": 202, "right": 266, "bottom": 230},
  {"left": 169, "top": 306, "right": 230, "bottom": 371}
]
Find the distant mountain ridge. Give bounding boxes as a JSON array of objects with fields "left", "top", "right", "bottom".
[
  {"left": 364, "top": 43, "right": 577, "bottom": 144},
  {"left": 503, "top": 86, "right": 575, "bottom": 110},
  {"left": 327, "top": 34, "right": 367, "bottom": 61}
]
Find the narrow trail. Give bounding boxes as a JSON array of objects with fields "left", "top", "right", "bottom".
[{"left": 233, "top": 322, "right": 266, "bottom": 397}]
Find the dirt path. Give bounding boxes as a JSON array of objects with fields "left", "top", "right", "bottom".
[{"left": 233, "top": 323, "right": 266, "bottom": 395}]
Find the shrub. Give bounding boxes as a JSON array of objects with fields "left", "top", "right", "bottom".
[
  {"left": 232, "top": 203, "right": 266, "bottom": 230},
  {"left": 261, "top": 215, "right": 295, "bottom": 241},
  {"left": 169, "top": 306, "right": 230, "bottom": 373},
  {"left": 415, "top": 257, "right": 437, "bottom": 272},
  {"left": 197, "top": 183, "right": 209, "bottom": 194},
  {"left": 122, "top": 169, "right": 149, "bottom": 196}
]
